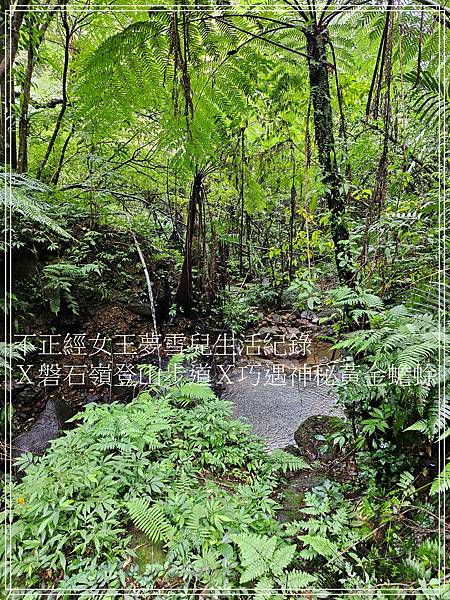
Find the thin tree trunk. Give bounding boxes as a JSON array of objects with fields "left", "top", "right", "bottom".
[
  {"left": 18, "top": 13, "right": 55, "bottom": 172},
  {"left": 372, "top": 7, "right": 393, "bottom": 219},
  {"left": 238, "top": 126, "right": 245, "bottom": 276},
  {"left": 130, "top": 230, "right": 160, "bottom": 363},
  {"left": 174, "top": 169, "right": 204, "bottom": 313},
  {"left": 415, "top": 7, "right": 424, "bottom": 87},
  {"left": 0, "top": 0, "right": 30, "bottom": 79},
  {"left": 17, "top": 42, "right": 33, "bottom": 172},
  {"left": 288, "top": 142, "right": 296, "bottom": 280},
  {"left": 36, "top": 3, "right": 69, "bottom": 181},
  {"left": 1, "top": 70, "right": 16, "bottom": 167},
  {"left": 50, "top": 123, "right": 74, "bottom": 185},
  {"left": 305, "top": 26, "right": 354, "bottom": 287}
]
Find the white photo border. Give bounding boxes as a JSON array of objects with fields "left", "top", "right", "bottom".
[{"left": 3, "top": 2, "right": 447, "bottom": 597}]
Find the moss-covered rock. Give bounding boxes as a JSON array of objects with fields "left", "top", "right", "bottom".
[{"left": 294, "top": 415, "right": 345, "bottom": 461}]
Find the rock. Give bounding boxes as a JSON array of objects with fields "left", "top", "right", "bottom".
[
  {"left": 85, "top": 393, "right": 104, "bottom": 404},
  {"left": 256, "top": 326, "right": 281, "bottom": 337},
  {"left": 12, "top": 397, "right": 75, "bottom": 462},
  {"left": 294, "top": 415, "right": 345, "bottom": 461},
  {"left": 317, "top": 308, "right": 339, "bottom": 324},
  {"left": 271, "top": 314, "right": 284, "bottom": 325},
  {"left": 285, "top": 327, "right": 301, "bottom": 337},
  {"left": 13, "top": 385, "right": 43, "bottom": 406},
  {"left": 300, "top": 310, "right": 320, "bottom": 324},
  {"left": 125, "top": 302, "right": 154, "bottom": 317},
  {"left": 277, "top": 474, "right": 326, "bottom": 523}
]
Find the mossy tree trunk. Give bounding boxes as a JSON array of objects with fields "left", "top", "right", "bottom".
[{"left": 305, "top": 26, "right": 354, "bottom": 287}]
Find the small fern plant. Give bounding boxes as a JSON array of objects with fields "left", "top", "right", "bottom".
[
  {"left": 231, "top": 532, "right": 316, "bottom": 597},
  {"left": 126, "top": 498, "right": 173, "bottom": 542}
]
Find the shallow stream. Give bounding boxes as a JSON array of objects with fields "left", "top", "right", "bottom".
[{"left": 222, "top": 337, "right": 343, "bottom": 449}]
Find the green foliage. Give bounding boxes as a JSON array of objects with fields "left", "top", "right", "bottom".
[
  {"left": 219, "top": 289, "right": 259, "bottom": 333},
  {"left": 405, "top": 69, "right": 450, "bottom": 128},
  {"left": 3, "top": 366, "right": 310, "bottom": 592},
  {"left": 0, "top": 339, "right": 35, "bottom": 375},
  {"left": 126, "top": 499, "right": 173, "bottom": 542},
  {"left": 287, "top": 278, "right": 322, "bottom": 311},
  {"left": 42, "top": 262, "right": 101, "bottom": 315},
  {"left": 285, "top": 482, "right": 363, "bottom": 564},
  {"left": 268, "top": 450, "right": 310, "bottom": 474},
  {"left": 2, "top": 170, "right": 71, "bottom": 240},
  {"left": 430, "top": 460, "right": 450, "bottom": 496},
  {"left": 328, "top": 285, "right": 385, "bottom": 324},
  {"left": 5, "top": 2, "right": 448, "bottom": 596},
  {"left": 231, "top": 531, "right": 316, "bottom": 594},
  {"left": 335, "top": 300, "right": 448, "bottom": 462}
]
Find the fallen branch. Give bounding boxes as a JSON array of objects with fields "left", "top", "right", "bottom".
[{"left": 126, "top": 217, "right": 160, "bottom": 364}]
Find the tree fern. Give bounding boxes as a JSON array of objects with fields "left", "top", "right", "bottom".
[
  {"left": 2, "top": 170, "right": 70, "bottom": 239},
  {"left": 405, "top": 69, "right": 450, "bottom": 128}
]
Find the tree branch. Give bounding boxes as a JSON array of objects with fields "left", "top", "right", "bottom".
[{"left": 214, "top": 17, "right": 311, "bottom": 60}]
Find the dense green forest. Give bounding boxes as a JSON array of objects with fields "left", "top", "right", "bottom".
[{"left": 1, "top": 0, "right": 449, "bottom": 598}]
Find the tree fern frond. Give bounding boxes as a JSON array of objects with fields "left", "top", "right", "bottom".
[{"left": 2, "top": 171, "right": 71, "bottom": 238}]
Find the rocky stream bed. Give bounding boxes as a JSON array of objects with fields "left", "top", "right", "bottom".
[{"left": 5, "top": 308, "right": 347, "bottom": 485}]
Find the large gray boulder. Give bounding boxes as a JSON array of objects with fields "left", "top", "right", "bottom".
[{"left": 12, "top": 397, "right": 75, "bottom": 461}]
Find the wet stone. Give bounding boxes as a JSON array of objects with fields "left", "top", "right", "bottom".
[{"left": 12, "top": 397, "right": 75, "bottom": 463}]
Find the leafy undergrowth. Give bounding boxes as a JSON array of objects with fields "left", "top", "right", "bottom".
[
  {"left": 3, "top": 360, "right": 313, "bottom": 597},
  {"left": 2, "top": 359, "right": 447, "bottom": 599}
]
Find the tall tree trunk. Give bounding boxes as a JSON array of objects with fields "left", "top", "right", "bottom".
[
  {"left": 1, "top": 0, "right": 30, "bottom": 167},
  {"left": 238, "top": 126, "right": 245, "bottom": 276},
  {"left": 17, "top": 42, "right": 33, "bottom": 172},
  {"left": 0, "top": 0, "right": 29, "bottom": 79},
  {"left": 174, "top": 169, "right": 204, "bottom": 313},
  {"left": 305, "top": 26, "right": 354, "bottom": 286},
  {"left": 1, "top": 69, "right": 16, "bottom": 168},
  {"left": 288, "top": 142, "right": 296, "bottom": 280}
]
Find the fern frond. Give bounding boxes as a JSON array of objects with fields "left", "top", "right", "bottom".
[
  {"left": 254, "top": 576, "right": 275, "bottom": 600},
  {"left": 299, "top": 534, "right": 338, "bottom": 558},
  {"left": 269, "top": 449, "right": 310, "bottom": 473},
  {"left": 126, "top": 498, "right": 172, "bottom": 542},
  {"left": 175, "top": 382, "right": 216, "bottom": 402},
  {"left": 270, "top": 544, "right": 296, "bottom": 577},
  {"left": 2, "top": 171, "right": 71, "bottom": 238},
  {"left": 283, "top": 569, "right": 317, "bottom": 591},
  {"left": 430, "top": 461, "right": 450, "bottom": 496}
]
